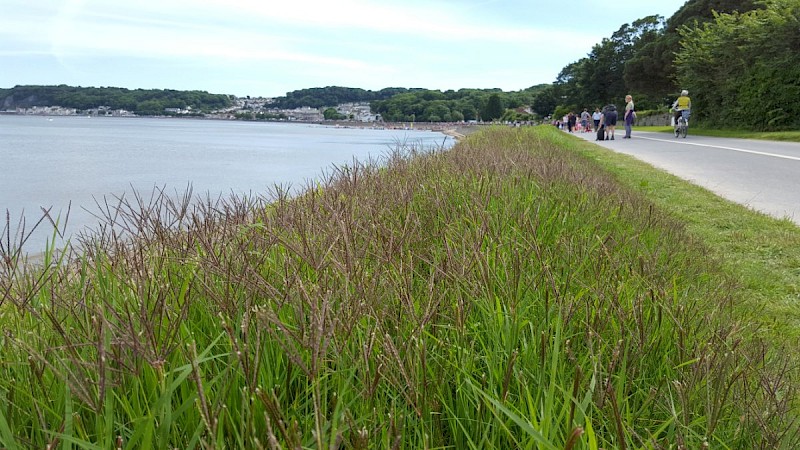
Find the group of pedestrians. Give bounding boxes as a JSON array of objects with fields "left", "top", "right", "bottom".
[
  {"left": 558, "top": 109, "right": 600, "bottom": 134},
  {"left": 559, "top": 91, "right": 692, "bottom": 141},
  {"left": 591, "top": 94, "right": 636, "bottom": 140}
]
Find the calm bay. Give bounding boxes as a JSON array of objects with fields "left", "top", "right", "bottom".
[{"left": 1, "top": 115, "right": 454, "bottom": 253}]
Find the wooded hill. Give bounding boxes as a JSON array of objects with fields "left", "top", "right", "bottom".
[
  {"left": 0, "top": 85, "right": 233, "bottom": 115},
  {"left": 269, "top": 86, "right": 419, "bottom": 109}
]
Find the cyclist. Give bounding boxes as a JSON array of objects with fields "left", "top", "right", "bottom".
[{"left": 671, "top": 89, "right": 691, "bottom": 133}]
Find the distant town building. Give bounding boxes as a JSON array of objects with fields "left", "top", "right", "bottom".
[
  {"left": 5, "top": 95, "right": 380, "bottom": 123},
  {"left": 286, "top": 106, "right": 323, "bottom": 122},
  {"left": 336, "top": 102, "right": 378, "bottom": 122}
]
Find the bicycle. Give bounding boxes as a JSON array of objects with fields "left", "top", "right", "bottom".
[{"left": 674, "top": 110, "right": 689, "bottom": 138}]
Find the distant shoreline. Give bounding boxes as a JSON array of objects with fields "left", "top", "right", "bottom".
[{"left": 3, "top": 111, "right": 486, "bottom": 139}]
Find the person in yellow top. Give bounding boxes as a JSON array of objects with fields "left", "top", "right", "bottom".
[{"left": 672, "top": 89, "right": 691, "bottom": 126}]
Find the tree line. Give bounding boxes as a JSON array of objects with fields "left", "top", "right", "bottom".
[
  {"left": 270, "top": 86, "right": 418, "bottom": 109},
  {"left": 540, "top": 0, "right": 798, "bottom": 131},
  {"left": 269, "top": 86, "right": 546, "bottom": 123},
  {"left": 0, "top": 85, "right": 233, "bottom": 115},
  {"left": 370, "top": 88, "right": 545, "bottom": 123}
]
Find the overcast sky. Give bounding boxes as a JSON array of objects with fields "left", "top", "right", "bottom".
[{"left": 1, "top": 0, "right": 685, "bottom": 98}]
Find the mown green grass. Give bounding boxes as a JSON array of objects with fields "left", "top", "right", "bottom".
[
  {"left": 0, "top": 126, "right": 798, "bottom": 449},
  {"left": 637, "top": 125, "right": 800, "bottom": 142}
]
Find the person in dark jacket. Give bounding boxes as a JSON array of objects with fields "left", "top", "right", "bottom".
[
  {"left": 603, "top": 104, "right": 617, "bottom": 140},
  {"left": 567, "top": 112, "right": 577, "bottom": 133}
]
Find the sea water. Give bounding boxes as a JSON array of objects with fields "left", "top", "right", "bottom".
[{"left": 0, "top": 115, "right": 454, "bottom": 253}]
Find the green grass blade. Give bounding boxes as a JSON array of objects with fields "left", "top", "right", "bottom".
[{"left": 468, "top": 379, "right": 558, "bottom": 450}]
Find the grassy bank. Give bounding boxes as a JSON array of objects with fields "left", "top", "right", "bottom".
[
  {"left": 555, "top": 127, "right": 800, "bottom": 334},
  {"left": 1, "top": 126, "right": 798, "bottom": 448}
]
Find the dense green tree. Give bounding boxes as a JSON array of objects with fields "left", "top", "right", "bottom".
[
  {"left": 553, "top": 60, "right": 586, "bottom": 107},
  {"left": 574, "top": 17, "right": 662, "bottom": 109},
  {"left": 456, "top": 101, "right": 479, "bottom": 121},
  {"left": 675, "top": 0, "right": 800, "bottom": 130},
  {"left": 136, "top": 99, "right": 165, "bottom": 115},
  {"left": 272, "top": 86, "right": 420, "bottom": 109},
  {"left": 482, "top": 94, "right": 505, "bottom": 121},
  {"left": 423, "top": 101, "right": 452, "bottom": 122},
  {"left": 542, "top": 0, "right": 766, "bottom": 120},
  {"left": 620, "top": 15, "right": 668, "bottom": 100},
  {"left": 531, "top": 85, "right": 558, "bottom": 118},
  {"left": 369, "top": 88, "right": 531, "bottom": 123},
  {"left": 323, "top": 107, "right": 346, "bottom": 120},
  {"left": 669, "top": 0, "right": 763, "bottom": 26},
  {"left": 623, "top": 0, "right": 763, "bottom": 105}
]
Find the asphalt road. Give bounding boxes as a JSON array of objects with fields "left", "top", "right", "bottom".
[{"left": 571, "top": 129, "right": 800, "bottom": 226}]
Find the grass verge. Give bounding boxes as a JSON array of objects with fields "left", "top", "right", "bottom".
[
  {"left": 550, "top": 127, "right": 800, "bottom": 336},
  {"left": 1, "top": 126, "right": 798, "bottom": 449},
  {"left": 637, "top": 125, "right": 800, "bottom": 142}
]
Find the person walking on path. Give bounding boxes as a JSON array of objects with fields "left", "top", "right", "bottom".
[
  {"left": 595, "top": 109, "right": 605, "bottom": 141},
  {"left": 580, "top": 108, "right": 591, "bottom": 132},
  {"left": 592, "top": 108, "right": 601, "bottom": 131},
  {"left": 603, "top": 104, "right": 617, "bottom": 140},
  {"left": 623, "top": 95, "right": 635, "bottom": 139}
]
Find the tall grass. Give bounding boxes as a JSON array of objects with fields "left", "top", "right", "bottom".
[{"left": 1, "top": 126, "right": 797, "bottom": 448}]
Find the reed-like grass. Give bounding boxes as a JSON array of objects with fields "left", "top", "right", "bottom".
[{"left": 1, "top": 126, "right": 797, "bottom": 449}]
